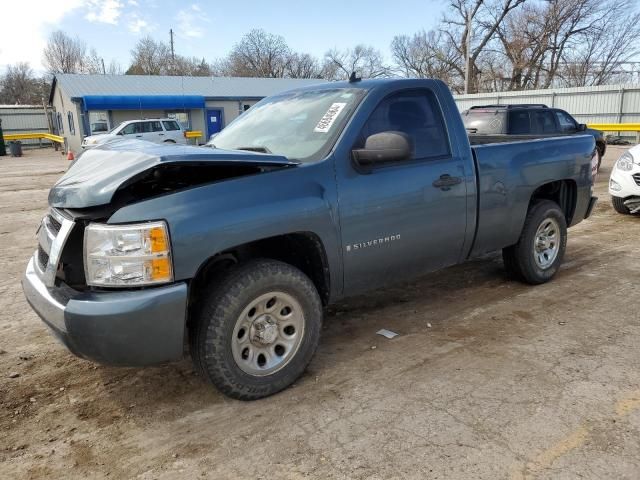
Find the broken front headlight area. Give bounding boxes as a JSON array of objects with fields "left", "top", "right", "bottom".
[
  {"left": 616, "top": 152, "right": 637, "bottom": 171},
  {"left": 84, "top": 221, "right": 173, "bottom": 287}
]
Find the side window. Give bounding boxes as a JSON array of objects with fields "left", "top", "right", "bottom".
[
  {"left": 67, "top": 112, "right": 75, "bottom": 135},
  {"left": 140, "top": 122, "right": 153, "bottom": 133},
  {"left": 150, "top": 121, "right": 163, "bottom": 132},
  {"left": 120, "top": 123, "right": 138, "bottom": 135},
  {"left": 162, "top": 120, "right": 181, "bottom": 131},
  {"left": 360, "top": 90, "right": 450, "bottom": 161},
  {"left": 531, "top": 110, "right": 558, "bottom": 134},
  {"left": 554, "top": 110, "right": 577, "bottom": 133},
  {"left": 508, "top": 111, "right": 531, "bottom": 134}
]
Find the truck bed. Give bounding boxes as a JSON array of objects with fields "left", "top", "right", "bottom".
[{"left": 468, "top": 134, "right": 595, "bottom": 257}]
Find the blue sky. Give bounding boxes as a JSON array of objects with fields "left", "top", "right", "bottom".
[{"left": 0, "top": 0, "right": 446, "bottom": 73}]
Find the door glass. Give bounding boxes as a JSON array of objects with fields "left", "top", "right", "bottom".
[
  {"left": 360, "top": 90, "right": 450, "bottom": 161},
  {"left": 162, "top": 120, "right": 181, "bottom": 131},
  {"left": 554, "top": 111, "right": 577, "bottom": 133},
  {"left": 150, "top": 121, "right": 163, "bottom": 132},
  {"left": 532, "top": 111, "right": 558, "bottom": 134},
  {"left": 120, "top": 123, "right": 139, "bottom": 135},
  {"left": 508, "top": 111, "right": 531, "bottom": 134}
]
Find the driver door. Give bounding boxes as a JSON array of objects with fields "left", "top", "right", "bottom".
[{"left": 336, "top": 89, "right": 469, "bottom": 294}]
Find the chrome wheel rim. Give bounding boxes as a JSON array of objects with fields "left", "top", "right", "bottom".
[
  {"left": 534, "top": 217, "right": 560, "bottom": 269},
  {"left": 231, "top": 291, "right": 305, "bottom": 376}
]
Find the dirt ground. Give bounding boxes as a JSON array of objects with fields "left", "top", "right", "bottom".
[{"left": 1, "top": 146, "right": 639, "bottom": 479}]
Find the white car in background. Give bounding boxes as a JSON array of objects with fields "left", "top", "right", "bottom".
[
  {"left": 82, "top": 118, "right": 187, "bottom": 149},
  {"left": 609, "top": 144, "right": 640, "bottom": 214}
]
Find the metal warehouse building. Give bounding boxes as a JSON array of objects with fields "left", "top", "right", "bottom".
[{"left": 49, "top": 74, "right": 324, "bottom": 153}]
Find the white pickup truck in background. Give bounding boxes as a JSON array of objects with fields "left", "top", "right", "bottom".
[{"left": 82, "top": 118, "right": 188, "bottom": 148}]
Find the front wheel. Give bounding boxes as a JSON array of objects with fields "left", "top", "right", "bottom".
[
  {"left": 502, "top": 200, "right": 567, "bottom": 285},
  {"left": 190, "top": 259, "right": 322, "bottom": 400},
  {"left": 611, "top": 196, "right": 631, "bottom": 214}
]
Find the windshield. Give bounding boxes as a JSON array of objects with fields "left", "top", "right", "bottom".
[{"left": 211, "top": 88, "right": 365, "bottom": 162}]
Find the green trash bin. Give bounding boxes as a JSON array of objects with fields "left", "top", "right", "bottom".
[{"left": 0, "top": 119, "right": 6, "bottom": 156}]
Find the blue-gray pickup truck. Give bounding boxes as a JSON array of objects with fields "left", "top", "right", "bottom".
[{"left": 23, "top": 78, "right": 597, "bottom": 400}]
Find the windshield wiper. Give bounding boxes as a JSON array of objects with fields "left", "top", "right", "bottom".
[{"left": 235, "top": 146, "right": 272, "bottom": 154}]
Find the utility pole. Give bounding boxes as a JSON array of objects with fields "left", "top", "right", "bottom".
[
  {"left": 169, "top": 29, "right": 175, "bottom": 61},
  {"left": 464, "top": 14, "right": 473, "bottom": 94},
  {"left": 101, "top": 58, "right": 106, "bottom": 75}
]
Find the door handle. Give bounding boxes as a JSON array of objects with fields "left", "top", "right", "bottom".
[
  {"left": 432, "top": 174, "right": 462, "bottom": 190},
  {"left": 159, "top": 133, "right": 165, "bottom": 136},
  {"left": 135, "top": 135, "right": 142, "bottom": 138}
]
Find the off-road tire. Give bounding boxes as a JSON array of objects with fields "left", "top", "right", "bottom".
[
  {"left": 502, "top": 200, "right": 567, "bottom": 285},
  {"left": 190, "top": 259, "right": 322, "bottom": 400},
  {"left": 611, "top": 196, "right": 630, "bottom": 215}
]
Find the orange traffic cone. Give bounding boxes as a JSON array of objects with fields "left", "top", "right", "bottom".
[{"left": 67, "top": 151, "right": 75, "bottom": 161}]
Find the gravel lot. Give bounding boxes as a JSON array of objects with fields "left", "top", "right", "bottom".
[{"left": 1, "top": 146, "right": 639, "bottom": 479}]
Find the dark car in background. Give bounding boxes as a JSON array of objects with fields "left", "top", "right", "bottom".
[{"left": 462, "top": 104, "right": 605, "bottom": 169}]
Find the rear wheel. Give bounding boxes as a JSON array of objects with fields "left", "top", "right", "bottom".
[
  {"left": 163, "top": 139, "right": 176, "bottom": 144},
  {"left": 611, "top": 196, "right": 630, "bottom": 215},
  {"left": 190, "top": 259, "right": 322, "bottom": 400},
  {"left": 502, "top": 200, "right": 567, "bottom": 285}
]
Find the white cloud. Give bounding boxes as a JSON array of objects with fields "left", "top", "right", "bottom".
[
  {"left": 85, "top": 0, "right": 123, "bottom": 25},
  {"left": 0, "top": 0, "right": 85, "bottom": 72},
  {"left": 177, "top": 4, "right": 209, "bottom": 39},
  {"left": 128, "top": 0, "right": 139, "bottom": 5},
  {"left": 128, "top": 14, "right": 153, "bottom": 34}
]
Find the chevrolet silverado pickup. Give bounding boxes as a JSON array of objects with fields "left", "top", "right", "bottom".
[{"left": 23, "top": 78, "right": 598, "bottom": 400}]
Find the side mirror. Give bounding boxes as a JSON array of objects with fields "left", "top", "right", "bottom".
[
  {"left": 352, "top": 131, "right": 412, "bottom": 167},
  {"left": 578, "top": 123, "right": 587, "bottom": 131}
]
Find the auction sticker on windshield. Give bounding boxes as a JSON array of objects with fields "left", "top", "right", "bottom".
[{"left": 314, "top": 103, "right": 347, "bottom": 133}]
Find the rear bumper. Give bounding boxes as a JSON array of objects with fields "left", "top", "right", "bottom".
[{"left": 22, "top": 257, "right": 188, "bottom": 366}]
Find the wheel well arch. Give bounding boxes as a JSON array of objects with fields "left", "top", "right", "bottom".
[
  {"left": 529, "top": 179, "right": 577, "bottom": 224},
  {"left": 189, "top": 232, "right": 331, "bottom": 309}
]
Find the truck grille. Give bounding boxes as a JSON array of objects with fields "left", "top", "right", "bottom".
[
  {"left": 35, "top": 209, "right": 75, "bottom": 287},
  {"left": 47, "top": 213, "right": 62, "bottom": 235},
  {"left": 37, "top": 245, "right": 49, "bottom": 270},
  {"left": 633, "top": 173, "right": 640, "bottom": 186}
]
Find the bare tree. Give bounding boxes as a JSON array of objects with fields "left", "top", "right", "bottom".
[
  {"left": 442, "top": 0, "right": 529, "bottom": 93},
  {"left": 322, "top": 45, "right": 391, "bottom": 80},
  {"left": 391, "top": 30, "right": 462, "bottom": 89},
  {"left": 0, "top": 63, "right": 48, "bottom": 104},
  {"left": 127, "top": 36, "right": 172, "bottom": 75},
  {"left": 555, "top": 0, "right": 640, "bottom": 86},
  {"left": 219, "top": 29, "right": 291, "bottom": 78},
  {"left": 43, "top": 31, "right": 87, "bottom": 74},
  {"left": 286, "top": 52, "right": 321, "bottom": 78}
]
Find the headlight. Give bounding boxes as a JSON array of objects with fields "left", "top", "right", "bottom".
[
  {"left": 84, "top": 221, "right": 173, "bottom": 287},
  {"left": 616, "top": 152, "right": 636, "bottom": 171}
]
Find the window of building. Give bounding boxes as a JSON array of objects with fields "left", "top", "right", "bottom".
[
  {"left": 89, "top": 111, "right": 109, "bottom": 134},
  {"left": 67, "top": 111, "right": 75, "bottom": 135},
  {"left": 167, "top": 112, "right": 190, "bottom": 130},
  {"left": 56, "top": 112, "right": 64, "bottom": 134}
]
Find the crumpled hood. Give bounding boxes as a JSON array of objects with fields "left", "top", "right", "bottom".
[{"left": 49, "top": 139, "right": 298, "bottom": 209}]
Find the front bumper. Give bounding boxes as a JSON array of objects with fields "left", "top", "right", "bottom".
[
  {"left": 22, "top": 256, "right": 188, "bottom": 366},
  {"left": 609, "top": 166, "right": 640, "bottom": 198}
]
